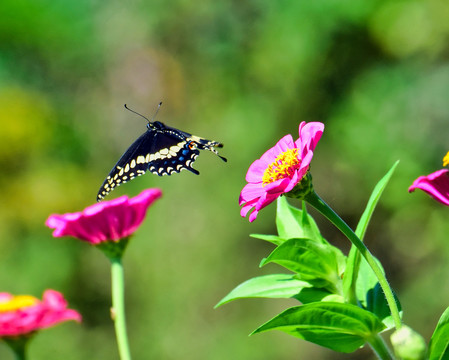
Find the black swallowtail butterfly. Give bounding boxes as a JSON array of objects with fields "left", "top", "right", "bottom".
[{"left": 97, "top": 103, "right": 226, "bottom": 201}]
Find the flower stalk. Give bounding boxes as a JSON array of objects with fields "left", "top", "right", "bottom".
[
  {"left": 98, "top": 239, "right": 131, "bottom": 360},
  {"left": 110, "top": 256, "right": 131, "bottom": 360},
  {"left": 304, "top": 190, "right": 402, "bottom": 331},
  {"left": 4, "top": 337, "right": 29, "bottom": 360},
  {"left": 367, "top": 334, "right": 395, "bottom": 360}
]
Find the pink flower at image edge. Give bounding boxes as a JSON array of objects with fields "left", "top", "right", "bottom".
[
  {"left": 409, "top": 169, "right": 449, "bottom": 206},
  {"left": 0, "top": 290, "right": 81, "bottom": 337},
  {"left": 240, "top": 121, "right": 324, "bottom": 222},
  {"left": 46, "top": 188, "right": 162, "bottom": 244}
]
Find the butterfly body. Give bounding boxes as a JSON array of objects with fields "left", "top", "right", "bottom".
[{"left": 97, "top": 113, "right": 226, "bottom": 201}]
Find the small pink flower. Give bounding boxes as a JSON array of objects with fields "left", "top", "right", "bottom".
[
  {"left": 409, "top": 168, "right": 449, "bottom": 206},
  {"left": 239, "top": 122, "right": 324, "bottom": 222},
  {"left": 0, "top": 290, "right": 81, "bottom": 337},
  {"left": 46, "top": 188, "right": 162, "bottom": 244}
]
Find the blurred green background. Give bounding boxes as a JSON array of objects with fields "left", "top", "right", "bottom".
[{"left": 1, "top": 0, "right": 449, "bottom": 359}]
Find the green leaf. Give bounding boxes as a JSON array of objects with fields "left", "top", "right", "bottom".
[
  {"left": 294, "top": 287, "right": 338, "bottom": 304},
  {"left": 428, "top": 306, "right": 449, "bottom": 360},
  {"left": 347, "top": 251, "right": 401, "bottom": 330},
  {"left": 215, "top": 274, "right": 311, "bottom": 308},
  {"left": 354, "top": 256, "right": 402, "bottom": 329},
  {"left": 355, "top": 160, "right": 399, "bottom": 240},
  {"left": 252, "top": 302, "right": 386, "bottom": 353},
  {"left": 252, "top": 199, "right": 324, "bottom": 247},
  {"left": 365, "top": 282, "right": 402, "bottom": 330},
  {"left": 348, "top": 251, "right": 401, "bottom": 329},
  {"left": 275, "top": 197, "right": 324, "bottom": 244},
  {"left": 250, "top": 234, "right": 286, "bottom": 246},
  {"left": 290, "top": 201, "right": 324, "bottom": 243},
  {"left": 355, "top": 255, "right": 383, "bottom": 309},
  {"left": 261, "top": 238, "right": 345, "bottom": 293},
  {"left": 276, "top": 196, "right": 303, "bottom": 239},
  {"left": 345, "top": 254, "right": 401, "bottom": 329},
  {"left": 343, "top": 161, "right": 399, "bottom": 304}
]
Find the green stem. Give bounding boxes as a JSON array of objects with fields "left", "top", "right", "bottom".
[
  {"left": 110, "top": 257, "right": 132, "bottom": 360},
  {"left": 4, "top": 337, "right": 29, "bottom": 360},
  {"left": 368, "top": 334, "right": 395, "bottom": 360},
  {"left": 305, "top": 191, "right": 402, "bottom": 331},
  {"left": 13, "top": 346, "right": 26, "bottom": 360}
]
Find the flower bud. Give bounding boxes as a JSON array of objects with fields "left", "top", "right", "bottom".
[{"left": 390, "top": 325, "right": 427, "bottom": 360}]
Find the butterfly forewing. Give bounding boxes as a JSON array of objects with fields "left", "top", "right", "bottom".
[{"left": 97, "top": 130, "right": 156, "bottom": 201}]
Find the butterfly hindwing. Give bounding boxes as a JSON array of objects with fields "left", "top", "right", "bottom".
[
  {"left": 164, "top": 125, "right": 226, "bottom": 160},
  {"left": 147, "top": 131, "right": 200, "bottom": 176}
]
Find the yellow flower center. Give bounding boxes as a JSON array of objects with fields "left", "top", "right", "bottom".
[
  {"left": 443, "top": 151, "right": 449, "bottom": 167},
  {"left": 0, "top": 295, "right": 38, "bottom": 313},
  {"left": 262, "top": 148, "right": 301, "bottom": 185}
]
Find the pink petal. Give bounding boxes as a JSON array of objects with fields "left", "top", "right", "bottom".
[
  {"left": 240, "top": 199, "right": 257, "bottom": 217},
  {"left": 259, "top": 146, "right": 277, "bottom": 164},
  {"left": 46, "top": 188, "right": 162, "bottom": 244},
  {"left": 284, "top": 171, "right": 299, "bottom": 193},
  {"left": 245, "top": 135, "right": 297, "bottom": 184},
  {"left": 246, "top": 159, "right": 267, "bottom": 182},
  {"left": 292, "top": 151, "right": 314, "bottom": 183},
  {"left": 272, "top": 134, "right": 295, "bottom": 156},
  {"left": 248, "top": 209, "right": 259, "bottom": 222},
  {"left": 264, "top": 178, "right": 291, "bottom": 194},
  {"left": 295, "top": 122, "right": 325, "bottom": 152},
  {"left": 42, "top": 290, "right": 67, "bottom": 310},
  {"left": 254, "top": 191, "right": 280, "bottom": 211},
  {"left": 0, "top": 293, "right": 13, "bottom": 302},
  {"left": 260, "top": 135, "right": 294, "bottom": 164},
  {"left": 0, "top": 290, "right": 81, "bottom": 337},
  {"left": 409, "top": 169, "right": 449, "bottom": 206},
  {"left": 239, "top": 182, "right": 265, "bottom": 204}
]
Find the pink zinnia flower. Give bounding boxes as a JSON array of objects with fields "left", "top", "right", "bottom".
[
  {"left": 46, "top": 188, "right": 162, "bottom": 244},
  {"left": 0, "top": 290, "right": 81, "bottom": 337},
  {"left": 409, "top": 152, "right": 449, "bottom": 206},
  {"left": 239, "top": 121, "right": 324, "bottom": 222}
]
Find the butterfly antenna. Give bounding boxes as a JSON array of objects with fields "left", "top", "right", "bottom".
[
  {"left": 124, "top": 102, "right": 163, "bottom": 124},
  {"left": 124, "top": 104, "right": 150, "bottom": 124},
  {"left": 151, "top": 102, "right": 163, "bottom": 122}
]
